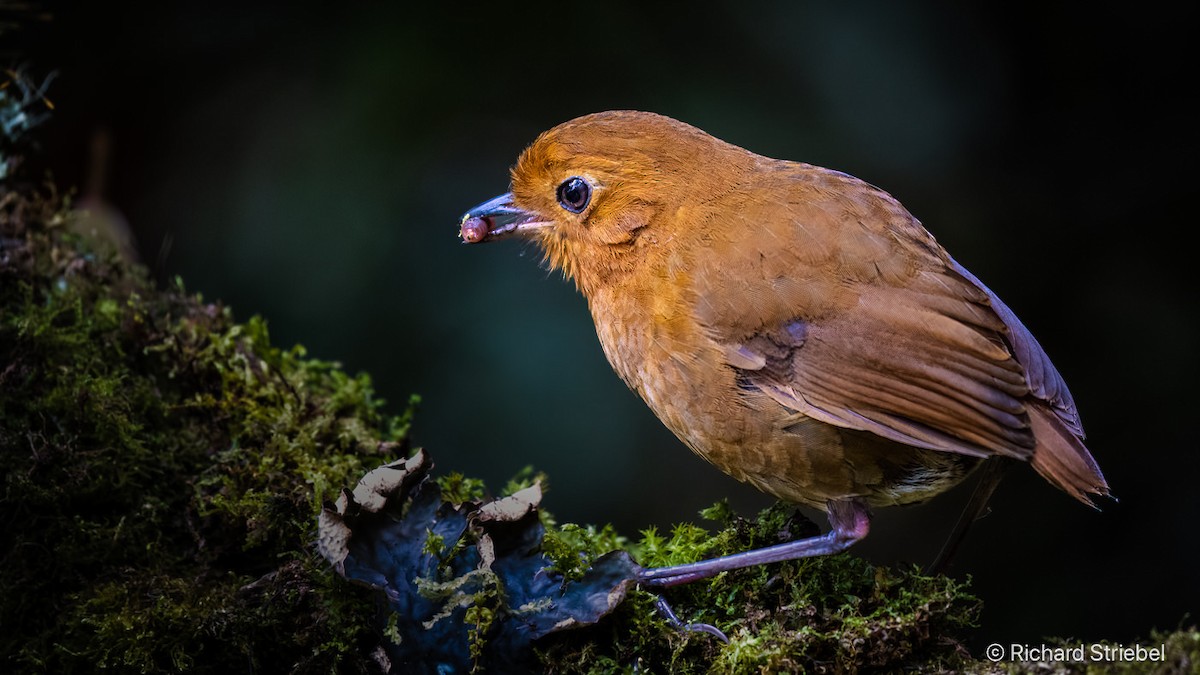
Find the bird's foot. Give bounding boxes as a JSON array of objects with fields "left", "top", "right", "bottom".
[{"left": 651, "top": 595, "right": 728, "bottom": 643}]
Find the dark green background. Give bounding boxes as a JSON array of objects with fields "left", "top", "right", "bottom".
[{"left": 7, "top": 0, "right": 1195, "bottom": 653}]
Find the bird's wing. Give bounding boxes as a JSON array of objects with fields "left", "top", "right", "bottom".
[
  {"left": 695, "top": 168, "right": 1078, "bottom": 461},
  {"left": 943, "top": 257, "right": 1082, "bottom": 437},
  {"left": 723, "top": 269, "right": 1036, "bottom": 459}
]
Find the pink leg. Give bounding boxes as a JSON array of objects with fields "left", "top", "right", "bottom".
[{"left": 638, "top": 499, "right": 871, "bottom": 588}]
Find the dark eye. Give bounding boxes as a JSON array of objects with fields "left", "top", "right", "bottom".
[{"left": 556, "top": 176, "right": 591, "bottom": 213}]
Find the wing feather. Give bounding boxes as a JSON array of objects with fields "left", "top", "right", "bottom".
[{"left": 736, "top": 277, "right": 1038, "bottom": 460}]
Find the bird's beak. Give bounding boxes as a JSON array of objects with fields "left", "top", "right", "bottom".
[{"left": 459, "top": 192, "right": 553, "bottom": 244}]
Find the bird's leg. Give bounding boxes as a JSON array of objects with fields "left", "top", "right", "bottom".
[
  {"left": 637, "top": 499, "right": 871, "bottom": 588},
  {"left": 652, "top": 595, "right": 729, "bottom": 642},
  {"left": 928, "top": 457, "right": 1013, "bottom": 575}
]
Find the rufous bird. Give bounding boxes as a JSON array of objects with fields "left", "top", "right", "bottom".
[{"left": 459, "top": 110, "right": 1109, "bottom": 588}]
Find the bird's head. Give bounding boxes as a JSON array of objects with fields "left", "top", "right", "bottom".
[{"left": 460, "top": 111, "right": 753, "bottom": 296}]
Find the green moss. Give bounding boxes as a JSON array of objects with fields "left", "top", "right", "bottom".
[
  {"left": 534, "top": 502, "right": 981, "bottom": 674},
  {"left": 500, "top": 465, "right": 548, "bottom": 497},
  {"left": 541, "top": 522, "right": 629, "bottom": 582},
  {"left": 1148, "top": 626, "right": 1200, "bottom": 675},
  {"left": 1, "top": 184, "right": 412, "bottom": 673},
  {"left": 437, "top": 471, "right": 488, "bottom": 503}
]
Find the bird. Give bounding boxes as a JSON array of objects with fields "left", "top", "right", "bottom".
[{"left": 458, "top": 110, "right": 1109, "bottom": 588}]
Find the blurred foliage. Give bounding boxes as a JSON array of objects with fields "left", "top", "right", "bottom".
[{"left": 0, "top": 66, "right": 54, "bottom": 180}]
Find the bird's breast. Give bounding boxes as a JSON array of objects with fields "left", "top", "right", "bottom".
[{"left": 587, "top": 277, "right": 791, "bottom": 487}]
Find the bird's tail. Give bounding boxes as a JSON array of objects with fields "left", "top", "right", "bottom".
[{"left": 1028, "top": 404, "right": 1111, "bottom": 508}]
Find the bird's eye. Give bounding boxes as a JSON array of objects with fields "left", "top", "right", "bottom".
[{"left": 556, "top": 177, "right": 591, "bottom": 214}]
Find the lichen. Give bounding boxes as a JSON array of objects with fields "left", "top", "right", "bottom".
[{"left": 318, "top": 452, "right": 642, "bottom": 673}]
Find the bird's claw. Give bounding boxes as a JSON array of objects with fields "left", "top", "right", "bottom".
[{"left": 652, "top": 595, "right": 729, "bottom": 643}]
